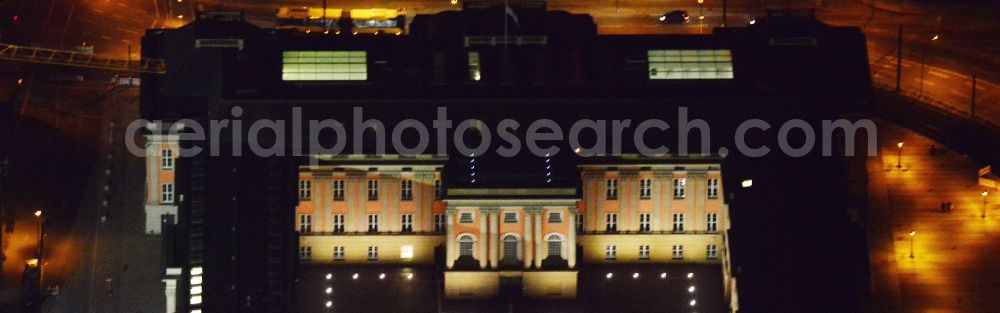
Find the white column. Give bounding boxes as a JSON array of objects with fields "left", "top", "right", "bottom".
[
  {"left": 533, "top": 208, "right": 544, "bottom": 268},
  {"left": 487, "top": 207, "right": 499, "bottom": 269},
  {"left": 478, "top": 208, "right": 488, "bottom": 269},
  {"left": 567, "top": 208, "right": 577, "bottom": 268},
  {"left": 163, "top": 267, "right": 182, "bottom": 313},
  {"left": 523, "top": 208, "right": 533, "bottom": 269},
  {"left": 446, "top": 209, "right": 455, "bottom": 269}
]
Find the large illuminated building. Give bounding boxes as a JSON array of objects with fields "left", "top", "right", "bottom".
[
  {"left": 294, "top": 154, "right": 728, "bottom": 299},
  {"left": 141, "top": 1, "right": 870, "bottom": 312}
]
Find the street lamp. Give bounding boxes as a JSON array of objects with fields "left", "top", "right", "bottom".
[
  {"left": 896, "top": 142, "right": 904, "bottom": 168},
  {"left": 908, "top": 230, "right": 916, "bottom": 258},
  {"left": 982, "top": 191, "right": 990, "bottom": 219},
  {"left": 34, "top": 210, "right": 44, "bottom": 287}
]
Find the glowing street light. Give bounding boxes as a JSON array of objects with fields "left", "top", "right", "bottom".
[
  {"left": 325, "top": 287, "right": 332, "bottom": 294},
  {"left": 605, "top": 272, "right": 613, "bottom": 279},
  {"left": 908, "top": 230, "right": 916, "bottom": 258},
  {"left": 931, "top": 34, "right": 939, "bottom": 41},
  {"left": 686, "top": 272, "right": 694, "bottom": 279},
  {"left": 983, "top": 191, "right": 990, "bottom": 219},
  {"left": 896, "top": 142, "right": 904, "bottom": 168},
  {"left": 632, "top": 272, "right": 639, "bottom": 279},
  {"left": 660, "top": 273, "right": 667, "bottom": 279}
]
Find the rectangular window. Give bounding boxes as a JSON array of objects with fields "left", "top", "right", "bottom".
[
  {"left": 333, "top": 214, "right": 345, "bottom": 233},
  {"left": 468, "top": 51, "right": 481, "bottom": 81},
  {"left": 672, "top": 213, "right": 685, "bottom": 232},
  {"left": 577, "top": 213, "right": 585, "bottom": 231},
  {"left": 707, "top": 178, "right": 719, "bottom": 198},
  {"left": 503, "top": 212, "right": 518, "bottom": 223},
  {"left": 282, "top": 51, "right": 367, "bottom": 81},
  {"left": 639, "top": 178, "right": 652, "bottom": 199},
  {"left": 605, "top": 245, "right": 617, "bottom": 260},
  {"left": 400, "top": 214, "right": 413, "bottom": 232},
  {"left": 672, "top": 245, "right": 684, "bottom": 259},
  {"left": 401, "top": 180, "right": 413, "bottom": 201},
  {"left": 639, "top": 245, "right": 650, "bottom": 260},
  {"left": 434, "top": 179, "right": 443, "bottom": 199},
  {"left": 333, "top": 246, "right": 345, "bottom": 261},
  {"left": 605, "top": 213, "right": 618, "bottom": 232},
  {"left": 707, "top": 213, "right": 719, "bottom": 233},
  {"left": 367, "top": 214, "right": 379, "bottom": 233},
  {"left": 647, "top": 49, "right": 734, "bottom": 80},
  {"left": 673, "top": 178, "right": 686, "bottom": 199},
  {"left": 332, "top": 180, "right": 345, "bottom": 201},
  {"left": 548, "top": 212, "right": 562, "bottom": 223},
  {"left": 299, "top": 246, "right": 312, "bottom": 260},
  {"left": 606, "top": 179, "right": 618, "bottom": 200},
  {"left": 434, "top": 214, "right": 446, "bottom": 232},
  {"left": 639, "top": 213, "right": 651, "bottom": 232},
  {"left": 367, "top": 246, "right": 378, "bottom": 260},
  {"left": 367, "top": 179, "right": 378, "bottom": 200},
  {"left": 459, "top": 212, "right": 474, "bottom": 224},
  {"left": 298, "top": 214, "right": 312, "bottom": 233},
  {"left": 161, "top": 183, "right": 174, "bottom": 204},
  {"left": 401, "top": 245, "right": 414, "bottom": 260},
  {"left": 299, "top": 180, "right": 311, "bottom": 200},
  {"left": 707, "top": 244, "right": 718, "bottom": 259},
  {"left": 161, "top": 149, "right": 174, "bottom": 170},
  {"left": 548, "top": 239, "right": 562, "bottom": 257}
]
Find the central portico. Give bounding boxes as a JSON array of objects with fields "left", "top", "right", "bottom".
[{"left": 443, "top": 187, "right": 580, "bottom": 298}]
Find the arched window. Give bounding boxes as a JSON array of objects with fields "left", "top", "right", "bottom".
[
  {"left": 458, "top": 235, "right": 475, "bottom": 257},
  {"left": 503, "top": 235, "right": 519, "bottom": 260},
  {"left": 546, "top": 234, "right": 563, "bottom": 258}
]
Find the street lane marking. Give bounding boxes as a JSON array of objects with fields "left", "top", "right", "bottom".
[
  {"left": 116, "top": 28, "right": 139, "bottom": 35},
  {"left": 100, "top": 36, "right": 114, "bottom": 40}
]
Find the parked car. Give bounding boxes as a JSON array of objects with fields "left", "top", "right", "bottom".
[{"left": 659, "top": 10, "right": 690, "bottom": 24}]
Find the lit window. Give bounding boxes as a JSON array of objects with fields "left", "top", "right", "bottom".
[
  {"left": 282, "top": 51, "right": 367, "bottom": 81},
  {"left": 672, "top": 213, "right": 685, "bottom": 232},
  {"left": 367, "top": 214, "right": 379, "bottom": 233},
  {"left": 298, "top": 214, "right": 312, "bottom": 233},
  {"left": 648, "top": 49, "right": 734, "bottom": 80},
  {"left": 606, "top": 179, "right": 618, "bottom": 200},
  {"left": 639, "top": 245, "right": 650, "bottom": 259},
  {"left": 459, "top": 212, "right": 474, "bottom": 224},
  {"left": 707, "top": 213, "right": 718, "bottom": 233},
  {"left": 707, "top": 244, "right": 718, "bottom": 259},
  {"left": 639, "top": 178, "right": 652, "bottom": 199},
  {"left": 605, "top": 245, "right": 617, "bottom": 260},
  {"left": 299, "top": 180, "right": 311, "bottom": 200},
  {"left": 672, "top": 245, "right": 684, "bottom": 259},
  {"left": 708, "top": 178, "right": 719, "bottom": 198},
  {"left": 605, "top": 213, "right": 618, "bottom": 232},
  {"left": 401, "top": 179, "right": 413, "bottom": 200},
  {"left": 639, "top": 213, "right": 651, "bottom": 232},
  {"left": 332, "top": 180, "right": 345, "bottom": 201},
  {"left": 548, "top": 212, "right": 562, "bottom": 223},
  {"left": 468, "top": 51, "right": 481, "bottom": 81},
  {"left": 368, "top": 246, "right": 379, "bottom": 260},
  {"left": 503, "top": 212, "right": 518, "bottom": 223},
  {"left": 673, "top": 178, "right": 686, "bottom": 199},
  {"left": 161, "top": 183, "right": 174, "bottom": 204},
  {"left": 367, "top": 179, "right": 379, "bottom": 200},
  {"left": 400, "top": 214, "right": 413, "bottom": 232},
  {"left": 161, "top": 149, "right": 174, "bottom": 170},
  {"left": 299, "top": 246, "right": 312, "bottom": 260},
  {"left": 333, "top": 214, "right": 345, "bottom": 233},
  {"left": 434, "top": 214, "right": 446, "bottom": 232},
  {"left": 401, "top": 245, "right": 414, "bottom": 260},
  {"left": 333, "top": 246, "right": 345, "bottom": 260}
]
